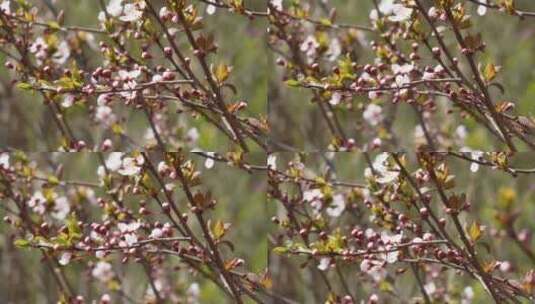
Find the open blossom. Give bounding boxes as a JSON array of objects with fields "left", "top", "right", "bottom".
[
  {"left": 62, "top": 94, "right": 75, "bottom": 108},
  {"left": 391, "top": 63, "right": 414, "bottom": 74},
  {"left": 329, "top": 92, "right": 342, "bottom": 106},
  {"left": 364, "top": 153, "right": 399, "bottom": 184},
  {"left": 477, "top": 0, "right": 488, "bottom": 16},
  {"left": 204, "top": 152, "right": 215, "bottom": 169},
  {"left": 327, "top": 38, "right": 342, "bottom": 61},
  {"left": 95, "top": 105, "right": 117, "bottom": 126},
  {"left": 92, "top": 261, "right": 114, "bottom": 282},
  {"left": 370, "top": 0, "right": 412, "bottom": 22},
  {"left": 0, "top": 153, "right": 9, "bottom": 169},
  {"left": 206, "top": 4, "right": 216, "bottom": 15},
  {"left": 101, "top": 0, "right": 145, "bottom": 22},
  {"left": 52, "top": 196, "right": 70, "bottom": 220},
  {"left": 149, "top": 228, "right": 164, "bottom": 239},
  {"left": 106, "top": 152, "right": 123, "bottom": 171},
  {"left": 28, "top": 191, "right": 47, "bottom": 215},
  {"left": 360, "top": 259, "right": 386, "bottom": 282},
  {"left": 118, "top": 221, "right": 141, "bottom": 233},
  {"left": 59, "top": 252, "right": 72, "bottom": 266},
  {"left": 0, "top": 1, "right": 10, "bottom": 14},
  {"left": 317, "top": 257, "right": 331, "bottom": 271},
  {"left": 52, "top": 41, "right": 70, "bottom": 65},
  {"left": 267, "top": 154, "right": 277, "bottom": 170},
  {"left": 270, "top": 0, "right": 283, "bottom": 11},
  {"left": 379, "top": 232, "right": 403, "bottom": 263},
  {"left": 117, "top": 155, "right": 144, "bottom": 176},
  {"left": 303, "top": 189, "right": 323, "bottom": 203},
  {"left": 363, "top": 104, "right": 383, "bottom": 126},
  {"left": 326, "top": 194, "right": 345, "bottom": 217},
  {"left": 300, "top": 35, "right": 319, "bottom": 63}
]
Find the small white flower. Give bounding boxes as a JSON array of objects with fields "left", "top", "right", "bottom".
[
  {"left": 107, "top": 0, "right": 123, "bottom": 17},
  {"left": 118, "top": 221, "right": 141, "bottom": 233},
  {"left": 267, "top": 155, "right": 277, "bottom": 170},
  {"left": 157, "top": 161, "right": 170, "bottom": 175},
  {"left": 395, "top": 74, "right": 411, "bottom": 87},
  {"left": 0, "top": 153, "right": 9, "bottom": 169},
  {"left": 360, "top": 259, "right": 386, "bottom": 282},
  {"left": 149, "top": 228, "right": 164, "bottom": 239},
  {"left": 303, "top": 189, "right": 323, "bottom": 203},
  {"left": 28, "top": 191, "right": 46, "bottom": 215},
  {"left": 124, "top": 233, "right": 138, "bottom": 246},
  {"left": 300, "top": 35, "right": 319, "bottom": 63},
  {"left": 120, "top": 2, "right": 144, "bottom": 22},
  {"left": 118, "top": 157, "right": 142, "bottom": 176},
  {"left": 206, "top": 4, "right": 216, "bottom": 15},
  {"left": 391, "top": 63, "right": 414, "bottom": 74},
  {"left": 470, "top": 151, "right": 484, "bottom": 173},
  {"left": 204, "top": 152, "right": 215, "bottom": 169},
  {"left": 456, "top": 125, "right": 467, "bottom": 139},
  {"left": 364, "top": 153, "right": 399, "bottom": 184},
  {"left": 105, "top": 152, "right": 123, "bottom": 171},
  {"left": 1, "top": 0, "right": 11, "bottom": 14},
  {"left": 329, "top": 92, "right": 342, "bottom": 105},
  {"left": 186, "top": 127, "right": 200, "bottom": 143},
  {"left": 118, "top": 69, "right": 141, "bottom": 80},
  {"left": 462, "top": 286, "right": 475, "bottom": 304},
  {"left": 389, "top": 3, "right": 412, "bottom": 22},
  {"left": 380, "top": 232, "right": 403, "bottom": 263},
  {"left": 270, "top": 0, "right": 283, "bottom": 11},
  {"left": 187, "top": 283, "right": 201, "bottom": 299},
  {"left": 59, "top": 252, "right": 72, "bottom": 266},
  {"left": 159, "top": 6, "right": 170, "bottom": 19},
  {"left": 326, "top": 194, "right": 345, "bottom": 217},
  {"left": 317, "top": 257, "right": 331, "bottom": 271},
  {"left": 363, "top": 104, "right": 383, "bottom": 126},
  {"left": 52, "top": 196, "right": 70, "bottom": 220},
  {"left": 370, "top": 0, "right": 412, "bottom": 22},
  {"left": 92, "top": 261, "right": 114, "bottom": 282},
  {"left": 62, "top": 94, "right": 75, "bottom": 108},
  {"left": 477, "top": 0, "right": 488, "bottom": 16},
  {"left": 52, "top": 41, "right": 70, "bottom": 65},
  {"left": 95, "top": 105, "right": 117, "bottom": 126},
  {"left": 327, "top": 38, "right": 342, "bottom": 61}
]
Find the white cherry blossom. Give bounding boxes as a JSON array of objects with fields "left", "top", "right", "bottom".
[
  {"left": 92, "top": 261, "right": 114, "bottom": 282},
  {"left": 204, "top": 152, "right": 215, "bottom": 169},
  {"left": 206, "top": 4, "right": 216, "bottom": 15},
  {"left": 0, "top": 1, "right": 10, "bottom": 14},
  {"left": 364, "top": 153, "right": 399, "bottom": 184},
  {"left": 477, "top": 0, "right": 488, "bottom": 16},
  {"left": 317, "top": 257, "right": 331, "bottom": 271},
  {"left": 0, "top": 153, "right": 9, "bottom": 169},
  {"left": 270, "top": 0, "right": 283, "bottom": 11},
  {"left": 363, "top": 104, "right": 383, "bottom": 126},
  {"left": 326, "top": 194, "right": 345, "bottom": 217},
  {"left": 370, "top": 0, "right": 413, "bottom": 22},
  {"left": 59, "top": 252, "right": 72, "bottom": 266},
  {"left": 267, "top": 154, "right": 277, "bottom": 170},
  {"left": 52, "top": 196, "right": 70, "bottom": 220}
]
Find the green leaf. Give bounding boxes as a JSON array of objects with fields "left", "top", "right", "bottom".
[
  {"left": 16, "top": 82, "right": 33, "bottom": 91},
  {"left": 469, "top": 221, "right": 483, "bottom": 242},
  {"left": 47, "top": 21, "right": 61, "bottom": 31},
  {"left": 272, "top": 247, "right": 288, "bottom": 255},
  {"left": 14, "top": 239, "right": 30, "bottom": 248},
  {"left": 484, "top": 63, "right": 498, "bottom": 82},
  {"left": 285, "top": 79, "right": 300, "bottom": 87}
]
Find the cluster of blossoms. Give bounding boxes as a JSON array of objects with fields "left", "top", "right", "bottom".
[
  {"left": 1, "top": 0, "right": 535, "bottom": 303},
  {"left": 268, "top": 152, "right": 535, "bottom": 303},
  {"left": 1, "top": 0, "right": 268, "bottom": 151},
  {"left": 268, "top": 0, "right": 535, "bottom": 151}
]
